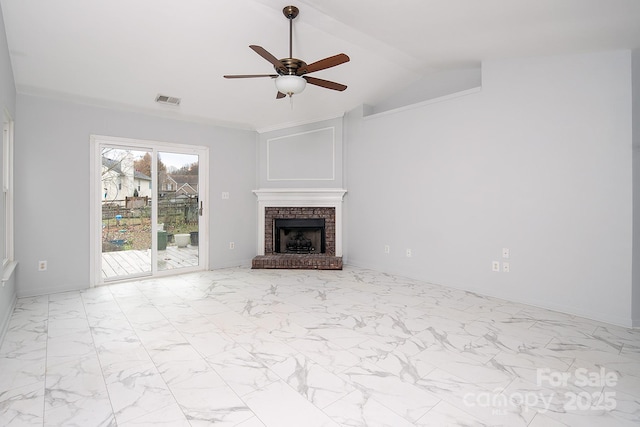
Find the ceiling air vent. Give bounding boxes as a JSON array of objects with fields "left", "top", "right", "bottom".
[{"left": 155, "top": 94, "right": 181, "bottom": 106}]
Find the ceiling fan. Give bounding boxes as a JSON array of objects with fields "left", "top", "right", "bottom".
[{"left": 223, "top": 5, "right": 350, "bottom": 99}]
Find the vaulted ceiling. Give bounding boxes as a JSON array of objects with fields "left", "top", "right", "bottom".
[{"left": 2, "top": 0, "right": 640, "bottom": 131}]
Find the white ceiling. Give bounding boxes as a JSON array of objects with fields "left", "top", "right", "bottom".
[{"left": 2, "top": 0, "right": 640, "bottom": 131}]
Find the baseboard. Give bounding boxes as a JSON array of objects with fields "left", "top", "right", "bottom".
[
  {"left": 17, "top": 283, "right": 87, "bottom": 298},
  {"left": 0, "top": 292, "right": 17, "bottom": 346},
  {"left": 209, "top": 258, "right": 253, "bottom": 270}
]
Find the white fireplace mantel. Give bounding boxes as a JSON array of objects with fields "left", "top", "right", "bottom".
[{"left": 253, "top": 188, "right": 347, "bottom": 256}]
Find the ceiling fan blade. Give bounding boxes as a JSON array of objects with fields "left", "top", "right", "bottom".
[
  {"left": 298, "top": 53, "right": 350, "bottom": 75},
  {"left": 223, "top": 74, "right": 278, "bottom": 79},
  {"left": 250, "top": 45, "right": 287, "bottom": 74},
  {"left": 303, "top": 76, "right": 347, "bottom": 91},
  {"left": 276, "top": 91, "right": 286, "bottom": 99}
]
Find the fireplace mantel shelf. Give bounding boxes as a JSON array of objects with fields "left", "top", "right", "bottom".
[
  {"left": 253, "top": 188, "right": 347, "bottom": 204},
  {"left": 253, "top": 188, "right": 347, "bottom": 257}
]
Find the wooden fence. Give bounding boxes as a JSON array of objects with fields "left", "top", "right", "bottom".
[{"left": 102, "top": 197, "right": 198, "bottom": 225}]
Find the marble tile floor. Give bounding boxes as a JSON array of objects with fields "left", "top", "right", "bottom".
[{"left": 1, "top": 266, "right": 639, "bottom": 426}]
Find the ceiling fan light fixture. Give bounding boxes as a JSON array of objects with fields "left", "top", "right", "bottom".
[{"left": 275, "top": 75, "right": 306, "bottom": 96}]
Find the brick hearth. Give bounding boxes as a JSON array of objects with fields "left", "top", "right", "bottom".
[{"left": 251, "top": 254, "right": 342, "bottom": 270}]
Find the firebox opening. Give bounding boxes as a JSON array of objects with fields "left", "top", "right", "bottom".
[{"left": 274, "top": 218, "right": 326, "bottom": 254}]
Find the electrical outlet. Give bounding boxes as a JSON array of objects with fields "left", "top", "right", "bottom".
[
  {"left": 503, "top": 262, "right": 510, "bottom": 273},
  {"left": 502, "top": 248, "right": 510, "bottom": 259},
  {"left": 222, "top": 192, "right": 230, "bottom": 199},
  {"left": 492, "top": 261, "right": 500, "bottom": 272},
  {"left": 38, "top": 260, "right": 47, "bottom": 271},
  {"left": 406, "top": 249, "right": 412, "bottom": 258},
  {"left": 384, "top": 245, "right": 390, "bottom": 254},
  {"left": 229, "top": 242, "right": 235, "bottom": 250}
]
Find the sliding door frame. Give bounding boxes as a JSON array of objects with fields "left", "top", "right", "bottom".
[{"left": 89, "top": 135, "right": 209, "bottom": 286}]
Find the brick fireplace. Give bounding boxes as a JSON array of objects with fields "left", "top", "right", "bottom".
[{"left": 251, "top": 189, "right": 346, "bottom": 269}]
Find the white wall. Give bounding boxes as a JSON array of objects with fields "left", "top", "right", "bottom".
[
  {"left": 345, "top": 50, "right": 634, "bottom": 326},
  {"left": 0, "top": 2, "right": 16, "bottom": 339},
  {"left": 366, "top": 67, "right": 481, "bottom": 116},
  {"left": 15, "top": 94, "right": 257, "bottom": 296},
  {"left": 257, "top": 117, "right": 344, "bottom": 189}
]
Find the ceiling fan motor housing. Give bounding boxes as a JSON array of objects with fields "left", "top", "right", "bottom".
[{"left": 278, "top": 58, "right": 307, "bottom": 75}]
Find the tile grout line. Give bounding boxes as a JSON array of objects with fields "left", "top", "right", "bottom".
[{"left": 79, "top": 290, "right": 118, "bottom": 425}]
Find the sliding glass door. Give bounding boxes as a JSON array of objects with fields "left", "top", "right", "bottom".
[
  {"left": 156, "top": 151, "right": 200, "bottom": 273},
  {"left": 100, "top": 146, "right": 153, "bottom": 278},
  {"left": 91, "top": 136, "right": 208, "bottom": 285}
]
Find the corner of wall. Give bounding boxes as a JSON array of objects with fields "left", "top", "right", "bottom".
[
  {"left": 0, "top": 0, "right": 18, "bottom": 344},
  {"left": 0, "top": 274, "right": 17, "bottom": 344}
]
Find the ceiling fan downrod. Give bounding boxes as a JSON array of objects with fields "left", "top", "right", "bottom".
[{"left": 283, "top": 5, "right": 299, "bottom": 62}]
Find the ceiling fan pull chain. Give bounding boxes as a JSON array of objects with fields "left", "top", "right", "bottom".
[{"left": 290, "top": 95, "right": 294, "bottom": 110}]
